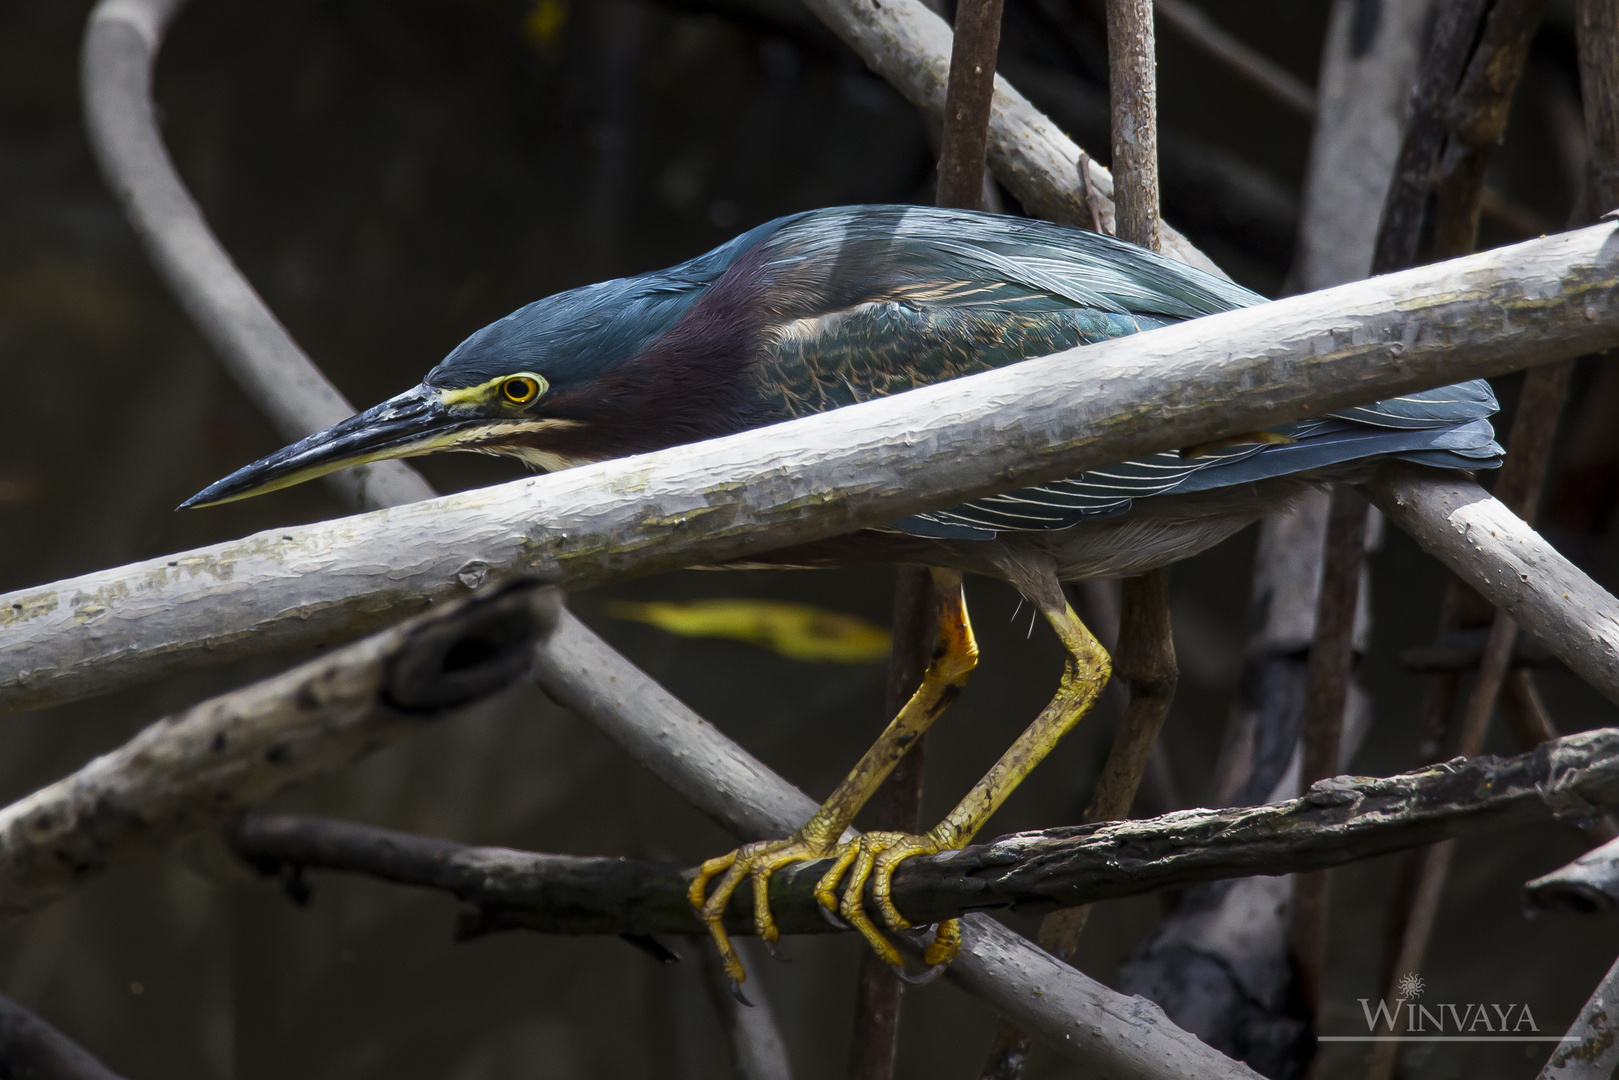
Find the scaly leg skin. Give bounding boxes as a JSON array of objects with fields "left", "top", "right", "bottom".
[
  {"left": 688, "top": 568, "right": 978, "bottom": 987},
  {"left": 816, "top": 580, "right": 1111, "bottom": 978}
]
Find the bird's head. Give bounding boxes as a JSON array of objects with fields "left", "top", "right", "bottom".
[{"left": 180, "top": 276, "right": 711, "bottom": 509}]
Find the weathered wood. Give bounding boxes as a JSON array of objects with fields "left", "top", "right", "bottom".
[
  {"left": 793, "top": 0, "right": 1224, "bottom": 275},
  {"left": 229, "top": 728, "right": 1619, "bottom": 937},
  {"left": 8, "top": 223, "right": 1619, "bottom": 714},
  {"left": 0, "top": 582, "right": 558, "bottom": 915},
  {"left": 1362, "top": 465, "right": 1619, "bottom": 707},
  {"left": 1106, "top": 0, "right": 1161, "bottom": 253},
  {"left": 933, "top": 0, "right": 1005, "bottom": 211}
]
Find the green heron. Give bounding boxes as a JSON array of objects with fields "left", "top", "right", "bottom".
[{"left": 185, "top": 205, "right": 1500, "bottom": 989}]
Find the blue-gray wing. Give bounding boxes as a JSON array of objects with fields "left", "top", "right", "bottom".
[{"left": 891, "top": 383, "right": 1503, "bottom": 540}]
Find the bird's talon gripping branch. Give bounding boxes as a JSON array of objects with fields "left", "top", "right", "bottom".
[
  {"left": 730, "top": 980, "right": 754, "bottom": 1008},
  {"left": 689, "top": 834, "right": 834, "bottom": 983},
  {"left": 892, "top": 960, "right": 950, "bottom": 986},
  {"left": 819, "top": 905, "right": 849, "bottom": 930},
  {"left": 811, "top": 829, "right": 950, "bottom": 968}
]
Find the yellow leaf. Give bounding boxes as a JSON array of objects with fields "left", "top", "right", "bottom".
[
  {"left": 522, "top": 0, "right": 568, "bottom": 51},
  {"left": 606, "top": 599, "right": 891, "bottom": 663}
]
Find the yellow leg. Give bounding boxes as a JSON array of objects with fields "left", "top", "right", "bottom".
[
  {"left": 688, "top": 568, "right": 978, "bottom": 985},
  {"left": 816, "top": 586, "right": 1111, "bottom": 972}
]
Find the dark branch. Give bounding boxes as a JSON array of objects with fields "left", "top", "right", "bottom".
[
  {"left": 229, "top": 728, "right": 1619, "bottom": 938},
  {"left": 1371, "top": 0, "right": 1491, "bottom": 274}
]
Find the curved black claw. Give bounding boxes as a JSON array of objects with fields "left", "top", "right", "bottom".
[
  {"left": 730, "top": 979, "right": 755, "bottom": 1007},
  {"left": 819, "top": 904, "right": 849, "bottom": 930},
  {"left": 763, "top": 938, "right": 791, "bottom": 963},
  {"left": 890, "top": 961, "right": 949, "bottom": 986}
]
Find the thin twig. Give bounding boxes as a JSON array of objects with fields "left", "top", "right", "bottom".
[
  {"left": 1153, "top": 0, "right": 1315, "bottom": 117},
  {"left": 1432, "top": 0, "right": 1554, "bottom": 259},
  {"left": 1370, "top": 0, "right": 1492, "bottom": 274},
  {"left": 1076, "top": 150, "right": 1105, "bottom": 234},
  {"left": 1400, "top": 631, "right": 1559, "bottom": 673},
  {"left": 1576, "top": 0, "right": 1619, "bottom": 216},
  {"left": 848, "top": 569, "right": 937, "bottom": 1080},
  {"left": 851, "top": 0, "right": 1008, "bottom": 1061},
  {"left": 796, "top": 0, "right": 1225, "bottom": 273},
  {"left": 978, "top": 7, "right": 1169, "bottom": 1070},
  {"left": 0, "top": 583, "right": 558, "bottom": 915},
  {"left": 227, "top": 727, "right": 1619, "bottom": 937},
  {"left": 1106, "top": 0, "right": 1161, "bottom": 252},
  {"left": 0, "top": 993, "right": 127, "bottom": 1080},
  {"left": 1289, "top": 485, "right": 1368, "bottom": 1011},
  {"left": 935, "top": 0, "right": 1006, "bottom": 211}
]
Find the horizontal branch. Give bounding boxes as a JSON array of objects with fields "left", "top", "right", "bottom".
[
  {"left": 0, "top": 582, "right": 557, "bottom": 914},
  {"left": 5, "top": 224, "right": 1619, "bottom": 713},
  {"left": 229, "top": 728, "right": 1619, "bottom": 936}
]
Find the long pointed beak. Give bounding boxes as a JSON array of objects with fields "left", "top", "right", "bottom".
[{"left": 181, "top": 384, "right": 480, "bottom": 508}]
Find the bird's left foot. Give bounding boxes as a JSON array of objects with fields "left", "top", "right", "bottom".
[
  {"left": 814, "top": 830, "right": 962, "bottom": 979},
  {"left": 688, "top": 834, "right": 834, "bottom": 985}
]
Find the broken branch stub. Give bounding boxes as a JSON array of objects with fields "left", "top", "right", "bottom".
[{"left": 0, "top": 581, "right": 558, "bottom": 915}]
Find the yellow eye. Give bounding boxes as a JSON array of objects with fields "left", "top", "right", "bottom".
[{"left": 502, "top": 375, "right": 541, "bottom": 404}]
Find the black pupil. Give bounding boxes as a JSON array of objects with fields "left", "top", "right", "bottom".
[{"left": 507, "top": 379, "right": 532, "bottom": 400}]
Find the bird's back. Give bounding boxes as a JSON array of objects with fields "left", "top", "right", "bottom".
[
  {"left": 687, "top": 206, "right": 1500, "bottom": 539},
  {"left": 437, "top": 204, "right": 1500, "bottom": 540}
]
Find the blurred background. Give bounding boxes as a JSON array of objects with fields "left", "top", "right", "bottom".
[{"left": 3, "top": 0, "right": 1619, "bottom": 1077}]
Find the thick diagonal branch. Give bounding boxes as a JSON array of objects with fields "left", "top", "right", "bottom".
[{"left": 7, "top": 224, "right": 1619, "bottom": 714}]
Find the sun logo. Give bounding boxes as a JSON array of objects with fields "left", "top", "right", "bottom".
[{"left": 1396, "top": 972, "right": 1426, "bottom": 1000}]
